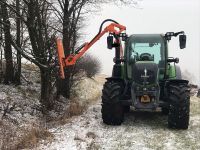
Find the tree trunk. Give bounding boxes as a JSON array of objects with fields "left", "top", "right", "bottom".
[
  {"left": 15, "top": 0, "right": 21, "bottom": 85},
  {"left": 40, "top": 68, "right": 53, "bottom": 111},
  {"left": 1, "top": 0, "right": 14, "bottom": 84},
  {"left": 57, "top": 69, "right": 71, "bottom": 98},
  {"left": 57, "top": 1, "right": 84, "bottom": 99},
  {"left": 57, "top": 6, "right": 71, "bottom": 98}
]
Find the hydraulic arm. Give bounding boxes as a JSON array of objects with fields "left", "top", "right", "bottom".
[{"left": 56, "top": 19, "right": 126, "bottom": 79}]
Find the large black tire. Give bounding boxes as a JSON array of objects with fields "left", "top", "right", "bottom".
[
  {"left": 161, "top": 107, "right": 169, "bottom": 115},
  {"left": 101, "top": 81, "right": 124, "bottom": 125},
  {"left": 168, "top": 84, "right": 190, "bottom": 129},
  {"left": 124, "top": 106, "right": 130, "bottom": 113},
  {"left": 162, "top": 66, "right": 182, "bottom": 115}
]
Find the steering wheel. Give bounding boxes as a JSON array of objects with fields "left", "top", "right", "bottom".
[{"left": 140, "top": 53, "right": 153, "bottom": 61}]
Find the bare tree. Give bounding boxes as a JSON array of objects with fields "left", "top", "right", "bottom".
[
  {"left": 0, "top": 10, "right": 4, "bottom": 81},
  {"left": 0, "top": 0, "right": 58, "bottom": 110},
  {"left": 22, "top": 0, "right": 57, "bottom": 110},
  {"left": 53, "top": 0, "right": 86, "bottom": 98},
  {"left": 15, "top": 0, "right": 22, "bottom": 85},
  {"left": 0, "top": 0, "right": 14, "bottom": 84}
]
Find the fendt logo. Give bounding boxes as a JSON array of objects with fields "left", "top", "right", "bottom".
[{"left": 141, "top": 68, "right": 149, "bottom": 79}]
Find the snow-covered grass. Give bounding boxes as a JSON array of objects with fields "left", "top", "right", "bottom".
[
  {"left": 39, "top": 95, "right": 200, "bottom": 150},
  {"left": 0, "top": 65, "right": 44, "bottom": 149},
  {"left": 72, "top": 77, "right": 102, "bottom": 105},
  {"left": 1, "top": 68, "right": 199, "bottom": 150},
  {"left": 0, "top": 64, "right": 85, "bottom": 149},
  {"left": 16, "top": 126, "right": 54, "bottom": 149},
  {"left": 0, "top": 64, "right": 102, "bottom": 149}
]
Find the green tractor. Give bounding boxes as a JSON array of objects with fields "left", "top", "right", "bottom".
[
  {"left": 102, "top": 30, "right": 190, "bottom": 129},
  {"left": 56, "top": 19, "right": 190, "bottom": 129}
]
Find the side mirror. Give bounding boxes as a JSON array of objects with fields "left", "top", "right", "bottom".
[
  {"left": 179, "top": 35, "right": 186, "bottom": 49},
  {"left": 107, "top": 36, "right": 113, "bottom": 49}
]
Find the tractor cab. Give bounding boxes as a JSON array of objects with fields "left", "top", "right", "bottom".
[{"left": 126, "top": 34, "right": 166, "bottom": 81}]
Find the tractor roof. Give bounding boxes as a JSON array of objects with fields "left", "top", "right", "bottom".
[{"left": 128, "top": 34, "right": 165, "bottom": 43}]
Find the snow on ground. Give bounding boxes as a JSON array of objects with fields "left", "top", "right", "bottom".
[
  {"left": 39, "top": 96, "right": 200, "bottom": 150},
  {"left": 0, "top": 67, "right": 104, "bottom": 149},
  {"left": 0, "top": 65, "right": 41, "bottom": 125},
  {"left": 0, "top": 70, "right": 199, "bottom": 150},
  {"left": 0, "top": 66, "right": 43, "bottom": 149}
]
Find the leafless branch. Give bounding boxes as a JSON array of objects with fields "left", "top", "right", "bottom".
[{"left": 10, "top": 38, "right": 49, "bottom": 69}]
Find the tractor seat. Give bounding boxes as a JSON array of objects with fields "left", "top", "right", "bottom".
[{"left": 140, "top": 53, "right": 154, "bottom": 61}]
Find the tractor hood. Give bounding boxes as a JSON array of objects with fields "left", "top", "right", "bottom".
[{"left": 132, "top": 62, "right": 159, "bottom": 85}]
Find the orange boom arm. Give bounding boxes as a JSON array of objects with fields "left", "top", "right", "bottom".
[{"left": 56, "top": 22, "right": 126, "bottom": 79}]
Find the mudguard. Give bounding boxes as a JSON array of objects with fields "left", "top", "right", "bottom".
[
  {"left": 106, "top": 77, "right": 124, "bottom": 83},
  {"left": 165, "top": 79, "right": 189, "bottom": 86}
]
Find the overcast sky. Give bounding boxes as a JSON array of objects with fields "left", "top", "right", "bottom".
[{"left": 84, "top": 0, "right": 200, "bottom": 85}]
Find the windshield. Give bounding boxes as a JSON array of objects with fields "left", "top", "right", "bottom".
[
  {"left": 128, "top": 35, "right": 165, "bottom": 65},
  {"left": 131, "top": 42, "right": 162, "bottom": 63}
]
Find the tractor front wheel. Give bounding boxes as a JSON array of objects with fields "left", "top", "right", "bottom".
[
  {"left": 124, "top": 106, "right": 130, "bottom": 113},
  {"left": 101, "top": 80, "right": 124, "bottom": 125},
  {"left": 161, "top": 107, "right": 169, "bottom": 115},
  {"left": 168, "top": 84, "right": 190, "bottom": 129}
]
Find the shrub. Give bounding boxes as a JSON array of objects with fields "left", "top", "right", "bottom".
[
  {"left": 74, "top": 54, "right": 101, "bottom": 78},
  {"left": 56, "top": 54, "right": 101, "bottom": 96}
]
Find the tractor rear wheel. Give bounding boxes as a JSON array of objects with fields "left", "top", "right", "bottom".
[
  {"left": 168, "top": 84, "right": 190, "bottom": 129},
  {"left": 101, "top": 80, "right": 124, "bottom": 125}
]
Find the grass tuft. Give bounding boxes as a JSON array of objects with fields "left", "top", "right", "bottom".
[{"left": 15, "top": 127, "right": 54, "bottom": 149}]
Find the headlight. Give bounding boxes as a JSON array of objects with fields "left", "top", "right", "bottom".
[{"left": 143, "top": 87, "right": 147, "bottom": 91}]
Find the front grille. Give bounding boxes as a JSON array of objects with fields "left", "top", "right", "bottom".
[{"left": 132, "top": 63, "right": 158, "bottom": 85}]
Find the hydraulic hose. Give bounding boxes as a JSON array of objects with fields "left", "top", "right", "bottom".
[
  {"left": 75, "top": 19, "right": 120, "bottom": 54},
  {"left": 98, "top": 19, "right": 119, "bottom": 34},
  {"left": 90, "top": 19, "right": 119, "bottom": 44}
]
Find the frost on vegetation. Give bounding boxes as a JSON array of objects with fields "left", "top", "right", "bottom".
[
  {"left": 72, "top": 77, "right": 102, "bottom": 102},
  {"left": 0, "top": 65, "right": 43, "bottom": 149},
  {"left": 0, "top": 64, "right": 105, "bottom": 149},
  {"left": 39, "top": 96, "right": 200, "bottom": 150},
  {"left": 45, "top": 76, "right": 103, "bottom": 126},
  {"left": 0, "top": 92, "right": 7, "bottom": 100},
  {"left": 1, "top": 66, "right": 199, "bottom": 150}
]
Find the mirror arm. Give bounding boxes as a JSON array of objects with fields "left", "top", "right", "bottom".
[
  {"left": 174, "top": 31, "right": 185, "bottom": 36},
  {"left": 167, "top": 57, "right": 179, "bottom": 63}
]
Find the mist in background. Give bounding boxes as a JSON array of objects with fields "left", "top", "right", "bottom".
[{"left": 83, "top": 0, "right": 200, "bottom": 85}]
